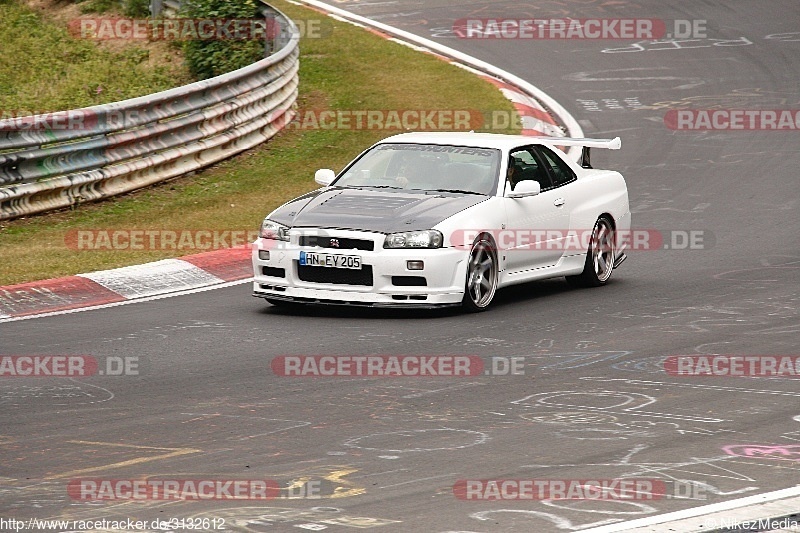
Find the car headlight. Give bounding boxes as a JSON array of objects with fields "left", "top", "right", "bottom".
[
  {"left": 384, "top": 230, "right": 443, "bottom": 249},
  {"left": 260, "top": 219, "right": 290, "bottom": 241}
]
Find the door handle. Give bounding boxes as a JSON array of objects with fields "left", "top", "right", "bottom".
[{"left": 554, "top": 198, "right": 565, "bottom": 207}]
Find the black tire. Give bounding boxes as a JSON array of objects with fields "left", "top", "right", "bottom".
[
  {"left": 565, "top": 216, "right": 615, "bottom": 288},
  {"left": 461, "top": 235, "right": 499, "bottom": 312}
]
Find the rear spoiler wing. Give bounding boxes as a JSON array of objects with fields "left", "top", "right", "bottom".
[{"left": 535, "top": 136, "right": 621, "bottom": 169}]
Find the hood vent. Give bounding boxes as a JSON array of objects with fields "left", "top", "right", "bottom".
[{"left": 318, "top": 194, "right": 418, "bottom": 212}]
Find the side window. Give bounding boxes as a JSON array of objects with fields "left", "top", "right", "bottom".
[
  {"left": 510, "top": 149, "right": 536, "bottom": 166},
  {"left": 508, "top": 147, "right": 553, "bottom": 190},
  {"left": 536, "top": 146, "right": 577, "bottom": 188}
]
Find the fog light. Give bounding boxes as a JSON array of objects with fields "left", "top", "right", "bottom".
[
  {"left": 407, "top": 260, "right": 424, "bottom": 270},
  {"left": 259, "top": 250, "right": 270, "bottom": 260}
]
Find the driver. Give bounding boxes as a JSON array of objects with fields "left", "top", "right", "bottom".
[
  {"left": 394, "top": 154, "right": 444, "bottom": 188},
  {"left": 393, "top": 156, "right": 416, "bottom": 188},
  {"left": 507, "top": 157, "right": 523, "bottom": 189}
]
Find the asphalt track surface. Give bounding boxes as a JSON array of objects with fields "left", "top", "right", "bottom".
[{"left": 2, "top": 0, "right": 799, "bottom": 531}]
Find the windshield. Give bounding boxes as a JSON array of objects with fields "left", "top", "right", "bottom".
[{"left": 333, "top": 143, "right": 502, "bottom": 195}]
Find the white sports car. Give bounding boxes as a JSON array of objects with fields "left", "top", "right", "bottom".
[{"left": 252, "top": 132, "right": 629, "bottom": 312}]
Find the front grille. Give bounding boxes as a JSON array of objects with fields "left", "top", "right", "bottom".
[
  {"left": 296, "top": 263, "right": 373, "bottom": 286},
  {"left": 299, "top": 235, "right": 374, "bottom": 251}
]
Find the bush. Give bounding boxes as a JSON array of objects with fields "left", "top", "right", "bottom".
[
  {"left": 123, "top": 0, "right": 150, "bottom": 17},
  {"left": 179, "top": 0, "right": 265, "bottom": 80},
  {"left": 77, "top": 0, "right": 118, "bottom": 14},
  {"left": 72, "top": 0, "right": 149, "bottom": 16}
]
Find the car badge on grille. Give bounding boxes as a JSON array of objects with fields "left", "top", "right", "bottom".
[{"left": 329, "top": 238, "right": 340, "bottom": 248}]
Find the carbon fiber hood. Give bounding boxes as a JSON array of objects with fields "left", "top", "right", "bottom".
[{"left": 268, "top": 187, "right": 487, "bottom": 233}]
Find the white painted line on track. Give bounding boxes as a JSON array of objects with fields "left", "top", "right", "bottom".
[{"left": 581, "top": 486, "right": 800, "bottom": 532}]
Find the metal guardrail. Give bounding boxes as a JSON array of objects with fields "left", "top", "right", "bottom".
[{"left": 0, "top": 2, "right": 299, "bottom": 220}]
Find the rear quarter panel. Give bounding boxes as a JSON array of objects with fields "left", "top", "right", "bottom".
[{"left": 566, "top": 169, "right": 630, "bottom": 238}]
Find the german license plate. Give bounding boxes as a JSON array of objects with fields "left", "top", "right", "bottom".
[{"left": 299, "top": 251, "right": 362, "bottom": 269}]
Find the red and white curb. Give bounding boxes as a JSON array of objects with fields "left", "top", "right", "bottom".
[
  {"left": 0, "top": 3, "right": 577, "bottom": 322},
  {"left": 483, "top": 77, "right": 565, "bottom": 137},
  {"left": 0, "top": 248, "right": 252, "bottom": 322}
]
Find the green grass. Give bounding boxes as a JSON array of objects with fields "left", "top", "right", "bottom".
[
  {"left": 0, "top": 0, "right": 189, "bottom": 112},
  {"left": 0, "top": 0, "right": 521, "bottom": 286}
]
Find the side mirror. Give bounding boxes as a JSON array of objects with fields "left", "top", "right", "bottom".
[
  {"left": 315, "top": 169, "right": 335, "bottom": 186},
  {"left": 506, "top": 180, "right": 541, "bottom": 198}
]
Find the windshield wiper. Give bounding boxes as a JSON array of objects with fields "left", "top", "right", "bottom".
[
  {"left": 337, "top": 185, "right": 403, "bottom": 190},
  {"left": 428, "top": 188, "right": 483, "bottom": 195}
]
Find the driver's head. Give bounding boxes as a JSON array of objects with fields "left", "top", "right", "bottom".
[{"left": 507, "top": 157, "right": 522, "bottom": 186}]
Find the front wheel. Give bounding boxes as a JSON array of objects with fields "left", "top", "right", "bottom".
[
  {"left": 462, "top": 235, "right": 499, "bottom": 312},
  {"left": 566, "top": 216, "right": 615, "bottom": 288}
]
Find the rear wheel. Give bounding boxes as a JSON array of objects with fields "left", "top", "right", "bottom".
[
  {"left": 462, "top": 235, "right": 498, "bottom": 312},
  {"left": 566, "top": 216, "right": 615, "bottom": 288}
]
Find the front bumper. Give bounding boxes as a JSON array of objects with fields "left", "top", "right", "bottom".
[{"left": 252, "top": 229, "right": 468, "bottom": 307}]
